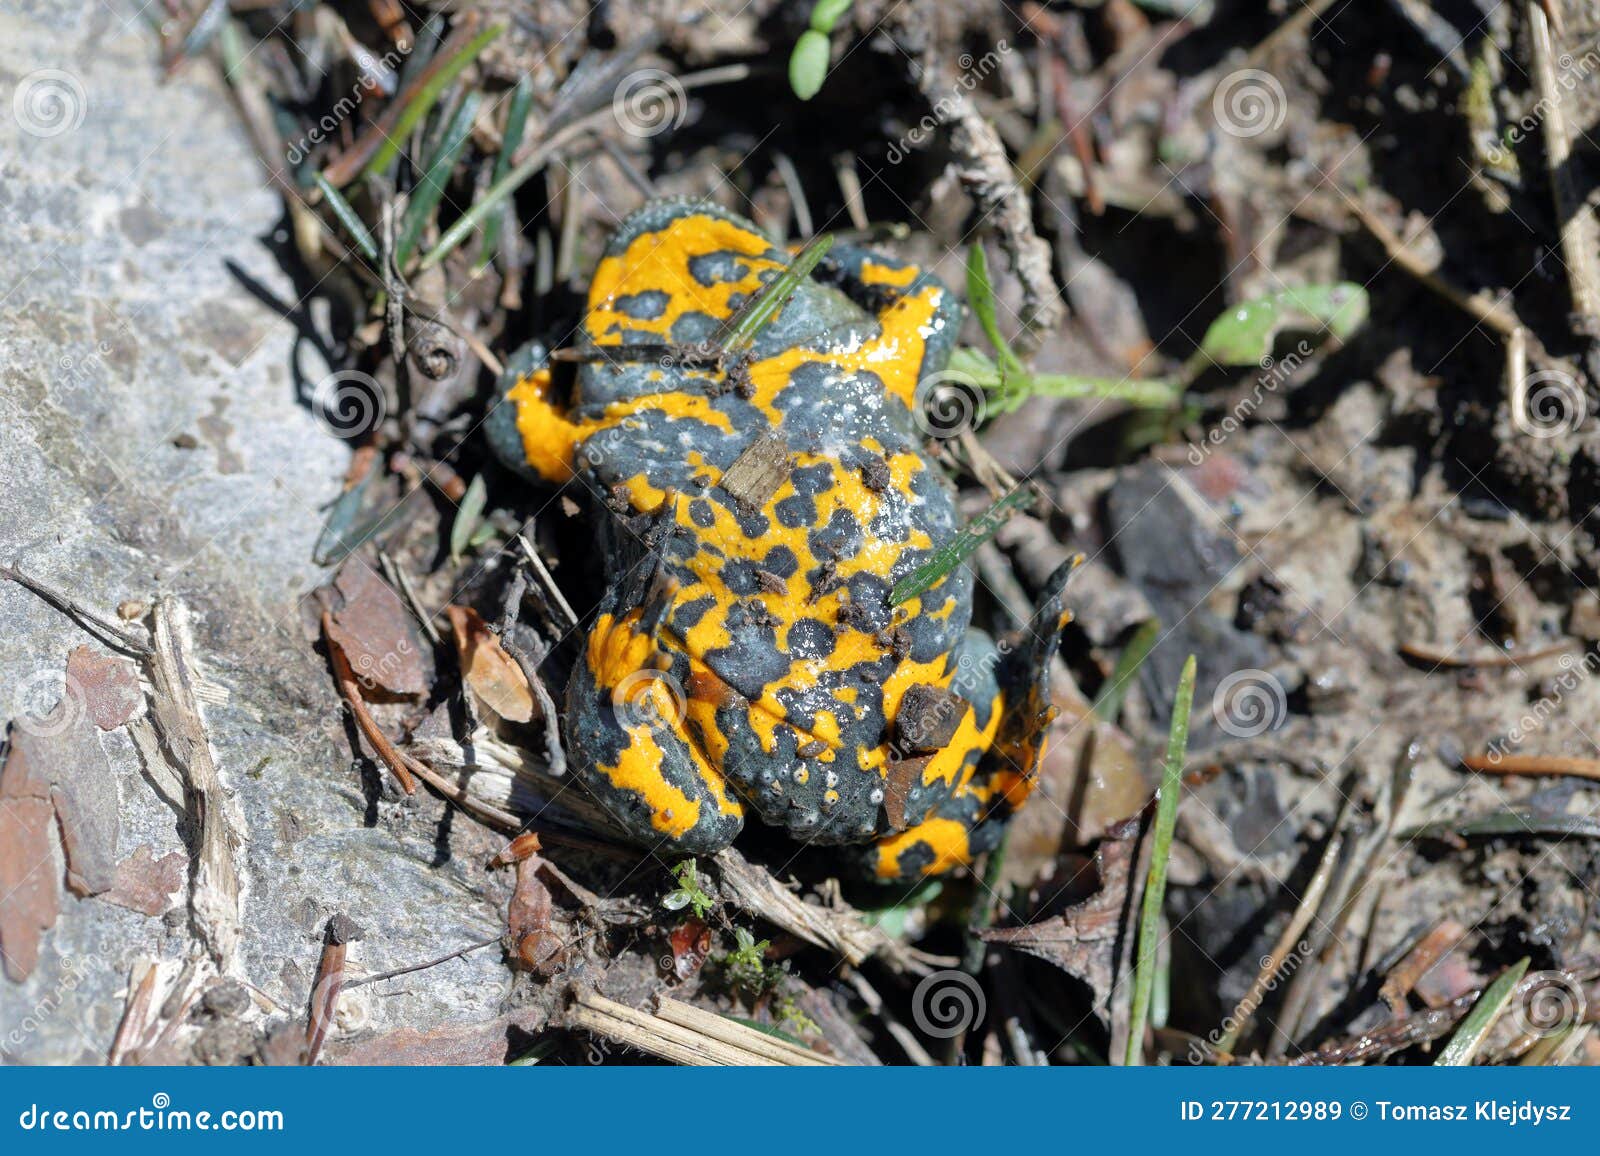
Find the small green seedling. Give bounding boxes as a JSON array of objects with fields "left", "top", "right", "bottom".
[
  {"left": 790, "top": 0, "right": 854, "bottom": 101},
  {"left": 662, "top": 858, "right": 715, "bottom": 919}
]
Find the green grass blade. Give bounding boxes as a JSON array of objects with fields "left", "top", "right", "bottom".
[
  {"left": 396, "top": 91, "right": 481, "bottom": 265},
  {"left": 420, "top": 137, "right": 551, "bottom": 271},
  {"left": 475, "top": 77, "right": 534, "bottom": 270},
  {"left": 721, "top": 235, "right": 834, "bottom": 357},
  {"left": 1435, "top": 958, "right": 1530, "bottom": 1066},
  {"left": 1125, "top": 653, "right": 1195, "bottom": 1065},
  {"left": 890, "top": 487, "right": 1033, "bottom": 606},
  {"left": 358, "top": 23, "right": 501, "bottom": 181},
  {"left": 965, "top": 244, "right": 1024, "bottom": 375},
  {"left": 313, "top": 173, "right": 378, "bottom": 261},
  {"left": 450, "top": 473, "right": 488, "bottom": 563},
  {"left": 1092, "top": 617, "right": 1161, "bottom": 722}
]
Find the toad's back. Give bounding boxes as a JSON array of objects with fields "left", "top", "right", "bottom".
[{"left": 565, "top": 202, "right": 972, "bottom": 751}]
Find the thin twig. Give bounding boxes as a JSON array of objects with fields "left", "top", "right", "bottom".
[
  {"left": 322, "top": 609, "right": 417, "bottom": 794},
  {"left": 345, "top": 935, "right": 501, "bottom": 989},
  {"left": 1461, "top": 753, "right": 1600, "bottom": 782},
  {"left": 1, "top": 563, "right": 152, "bottom": 655}
]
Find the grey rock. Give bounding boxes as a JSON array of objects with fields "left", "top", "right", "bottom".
[{"left": 0, "top": 1, "right": 507, "bottom": 1062}]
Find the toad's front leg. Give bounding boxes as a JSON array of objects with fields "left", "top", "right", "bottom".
[{"left": 565, "top": 605, "right": 746, "bottom": 855}]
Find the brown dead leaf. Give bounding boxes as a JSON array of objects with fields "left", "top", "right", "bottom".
[
  {"left": 447, "top": 605, "right": 534, "bottom": 724},
  {"left": 102, "top": 845, "right": 187, "bottom": 917},
  {"left": 506, "top": 854, "right": 562, "bottom": 974},
  {"left": 668, "top": 918, "right": 712, "bottom": 980},
  {"left": 981, "top": 815, "right": 1143, "bottom": 1030},
  {"left": 325, "top": 562, "right": 427, "bottom": 700},
  {"left": 66, "top": 646, "right": 142, "bottom": 730}
]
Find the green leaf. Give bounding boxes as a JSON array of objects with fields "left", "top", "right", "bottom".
[
  {"left": 475, "top": 77, "right": 534, "bottom": 271},
  {"left": 1435, "top": 958, "right": 1530, "bottom": 1066},
  {"left": 1197, "top": 283, "right": 1369, "bottom": 367},
  {"left": 1125, "top": 653, "right": 1195, "bottom": 1066},
  {"left": 450, "top": 473, "right": 488, "bottom": 563},
  {"left": 891, "top": 487, "right": 1034, "bottom": 606},
  {"left": 809, "top": 0, "right": 854, "bottom": 29},
  {"left": 789, "top": 30, "right": 832, "bottom": 101},
  {"left": 397, "top": 91, "right": 481, "bottom": 265},
  {"left": 965, "top": 245, "right": 1024, "bottom": 375},
  {"left": 356, "top": 22, "right": 502, "bottom": 182},
  {"left": 313, "top": 173, "right": 378, "bottom": 261}
]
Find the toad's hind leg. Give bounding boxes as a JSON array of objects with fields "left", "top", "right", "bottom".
[
  {"left": 565, "top": 600, "right": 745, "bottom": 855},
  {"left": 870, "top": 558, "right": 1079, "bottom": 883}
]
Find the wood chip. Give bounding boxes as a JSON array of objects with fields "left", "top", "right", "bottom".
[
  {"left": 718, "top": 431, "right": 790, "bottom": 510},
  {"left": 146, "top": 599, "right": 242, "bottom": 971}
]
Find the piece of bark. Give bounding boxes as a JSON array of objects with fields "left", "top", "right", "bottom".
[
  {"left": 0, "top": 760, "right": 58, "bottom": 980},
  {"left": 102, "top": 846, "right": 187, "bottom": 917},
  {"left": 325, "top": 561, "right": 427, "bottom": 700},
  {"left": 66, "top": 646, "right": 142, "bottom": 730}
]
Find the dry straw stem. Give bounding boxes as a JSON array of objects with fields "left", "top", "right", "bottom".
[
  {"left": 568, "top": 990, "right": 821, "bottom": 1066},
  {"left": 1461, "top": 753, "right": 1600, "bottom": 782},
  {"left": 713, "top": 847, "right": 913, "bottom": 971},
  {"left": 653, "top": 997, "right": 839, "bottom": 1065},
  {"left": 1527, "top": 1, "right": 1600, "bottom": 332},
  {"left": 147, "top": 599, "right": 243, "bottom": 971},
  {"left": 1215, "top": 803, "right": 1347, "bottom": 1053}
]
